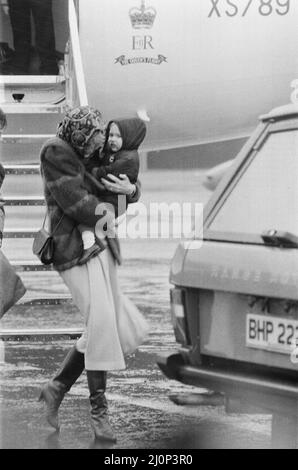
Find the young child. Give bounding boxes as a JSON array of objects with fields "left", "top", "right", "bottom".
[{"left": 78, "top": 117, "right": 147, "bottom": 264}]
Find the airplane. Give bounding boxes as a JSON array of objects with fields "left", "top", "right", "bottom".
[{"left": 0, "top": 0, "right": 297, "bottom": 160}]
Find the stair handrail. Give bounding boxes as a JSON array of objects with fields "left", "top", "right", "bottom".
[{"left": 66, "top": 0, "right": 88, "bottom": 107}]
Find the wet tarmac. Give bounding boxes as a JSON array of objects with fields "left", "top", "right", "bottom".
[
  {"left": 0, "top": 339, "right": 272, "bottom": 449},
  {"left": 0, "top": 170, "right": 273, "bottom": 449}
]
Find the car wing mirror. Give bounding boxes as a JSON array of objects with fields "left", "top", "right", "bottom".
[{"left": 261, "top": 230, "right": 298, "bottom": 248}]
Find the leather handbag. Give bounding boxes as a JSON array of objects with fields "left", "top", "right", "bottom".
[
  {"left": 32, "top": 212, "right": 64, "bottom": 265},
  {"left": 0, "top": 250, "right": 26, "bottom": 318}
]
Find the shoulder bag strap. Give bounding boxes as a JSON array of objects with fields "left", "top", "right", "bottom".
[
  {"left": 51, "top": 212, "right": 65, "bottom": 236},
  {"left": 42, "top": 210, "right": 64, "bottom": 235}
]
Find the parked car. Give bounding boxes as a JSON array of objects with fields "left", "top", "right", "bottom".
[{"left": 158, "top": 102, "right": 298, "bottom": 447}]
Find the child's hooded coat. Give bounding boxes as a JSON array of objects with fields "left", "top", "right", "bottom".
[{"left": 89, "top": 117, "right": 147, "bottom": 183}]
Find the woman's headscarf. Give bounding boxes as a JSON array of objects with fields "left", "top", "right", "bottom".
[{"left": 57, "top": 106, "right": 104, "bottom": 157}]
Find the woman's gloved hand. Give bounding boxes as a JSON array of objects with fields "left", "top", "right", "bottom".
[{"left": 101, "top": 174, "right": 136, "bottom": 196}]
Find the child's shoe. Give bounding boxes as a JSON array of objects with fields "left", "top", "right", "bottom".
[{"left": 78, "top": 243, "right": 102, "bottom": 266}]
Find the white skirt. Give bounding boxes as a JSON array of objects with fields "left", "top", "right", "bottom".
[{"left": 60, "top": 249, "right": 126, "bottom": 371}]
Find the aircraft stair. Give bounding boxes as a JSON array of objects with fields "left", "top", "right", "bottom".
[{"left": 0, "top": 0, "right": 87, "bottom": 340}]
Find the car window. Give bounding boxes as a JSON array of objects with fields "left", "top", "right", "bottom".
[{"left": 207, "top": 129, "right": 298, "bottom": 237}]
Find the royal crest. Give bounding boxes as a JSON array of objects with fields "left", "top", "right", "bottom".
[{"left": 129, "top": 0, "right": 157, "bottom": 29}]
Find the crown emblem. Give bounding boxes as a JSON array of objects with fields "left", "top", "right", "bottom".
[{"left": 129, "top": 0, "right": 157, "bottom": 29}]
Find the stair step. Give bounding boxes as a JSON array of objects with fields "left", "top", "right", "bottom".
[
  {"left": 0, "top": 328, "right": 82, "bottom": 341},
  {"left": 19, "top": 293, "right": 72, "bottom": 306},
  {"left": 4, "top": 229, "right": 37, "bottom": 238},
  {"left": 1, "top": 134, "right": 54, "bottom": 144},
  {"left": 0, "top": 103, "right": 64, "bottom": 114},
  {"left": 0, "top": 75, "right": 65, "bottom": 86},
  {"left": 4, "top": 196, "right": 44, "bottom": 206},
  {"left": 4, "top": 164, "right": 40, "bottom": 175},
  {"left": 11, "top": 261, "right": 54, "bottom": 272},
  {"left": 3, "top": 111, "right": 62, "bottom": 131}
]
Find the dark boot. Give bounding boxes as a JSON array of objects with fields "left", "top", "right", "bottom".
[
  {"left": 87, "top": 370, "right": 117, "bottom": 443},
  {"left": 39, "top": 346, "right": 85, "bottom": 430}
]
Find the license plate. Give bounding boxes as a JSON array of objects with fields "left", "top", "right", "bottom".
[{"left": 246, "top": 313, "right": 298, "bottom": 355}]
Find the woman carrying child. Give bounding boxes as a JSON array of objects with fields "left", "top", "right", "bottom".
[{"left": 38, "top": 106, "right": 145, "bottom": 443}]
